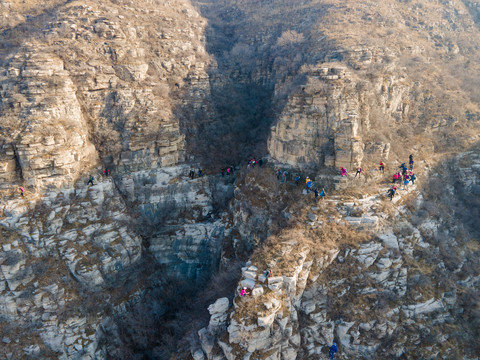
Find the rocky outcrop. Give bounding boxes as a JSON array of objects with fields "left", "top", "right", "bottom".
[
  {"left": 116, "top": 164, "right": 234, "bottom": 279},
  {"left": 0, "top": 0, "right": 211, "bottom": 190},
  {"left": 0, "top": 175, "right": 141, "bottom": 358},
  {"left": 0, "top": 164, "right": 234, "bottom": 358},
  {"left": 1, "top": 0, "right": 480, "bottom": 358},
  {"left": 0, "top": 51, "right": 97, "bottom": 189},
  {"left": 0, "top": 1, "right": 225, "bottom": 357},
  {"left": 268, "top": 59, "right": 407, "bottom": 171},
  {"left": 192, "top": 151, "right": 480, "bottom": 359}
]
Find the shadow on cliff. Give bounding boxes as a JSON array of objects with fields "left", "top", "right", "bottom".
[
  {"left": 177, "top": 0, "right": 341, "bottom": 170},
  {"left": 179, "top": 79, "right": 274, "bottom": 169},
  {"left": 102, "top": 257, "right": 244, "bottom": 359},
  {"left": 0, "top": 0, "right": 72, "bottom": 50}
]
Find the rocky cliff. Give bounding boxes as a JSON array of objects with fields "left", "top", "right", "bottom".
[
  {"left": 1, "top": 0, "right": 480, "bottom": 358},
  {"left": 193, "top": 147, "right": 480, "bottom": 360},
  {"left": 0, "top": 0, "right": 234, "bottom": 358},
  {"left": 195, "top": 0, "right": 480, "bottom": 170},
  {"left": 1, "top": 0, "right": 210, "bottom": 189},
  {"left": 268, "top": 62, "right": 403, "bottom": 170}
]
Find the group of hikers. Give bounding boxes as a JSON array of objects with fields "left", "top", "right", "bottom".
[
  {"left": 86, "top": 168, "right": 111, "bottom": 186},
  {"left": 272, "top": 155, "right": 419, "bottom": 203},
  {"left": 276, "top": 170, "right": 326, "bottom": 201},
  {"left": 18, "top": 155, "right": 417, "bottom": 210},
  {"left": 16, "top": 167, "right": 111, "bottom": 198},
  {"left": 247, "top": 158, "right": 263, "bottom": 168},
  {"left": 338, "top": 154, "right": 418, "bottom": 201},
  {"left": 387, "top": 154, "right": 417, "bottom": 200},
  {"left": 87, "top": 168, "right": 111, "bottom": 186},
  {"left": 189, "top": 168, "right": 204, "bottom": 179},
  {"left": 340, "top": 166, "right": 364, "bottom": 178}
]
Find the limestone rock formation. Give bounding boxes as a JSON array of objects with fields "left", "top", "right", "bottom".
[
  {"left": 1, "top": 0, "right": 480, "bottom": 358},
  {"left": 0, "top": 51, "right": 97, "bottom": 189},
  {"left": 193, "top": 149, "right": 480, "bottom": 359},
  {"left": 269, "top": 62, "right": 404, "bottom": 170},
  {"left": 0, "top": 0, "right": 211, "bottom": 190},
  {"left": 0, "top": 0, "right": 226, "bottom": 358}
]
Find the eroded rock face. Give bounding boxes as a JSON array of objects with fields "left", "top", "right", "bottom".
[
  {"left": 0, "top": 176, "right": 142, "bottom": 358},
  {"left": 0, "top": 51, "right": 97, "bottom": 189},
  {"left": 0, "top": 167, "right": 234, "bottom": 358},
  {"left": 0, "top": 0, "right": 224, "bottom": 358},
  {"left": 268, "top": 59, "right": 407, "bottom": 171},
  {"left": 0, "top": 0, "right": 211, "bottom": 190},
  {"left": 193, "top": 150, "right": 480, "bottom": 359}
]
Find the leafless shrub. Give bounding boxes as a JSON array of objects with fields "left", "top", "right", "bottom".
[
  {"left": 276, "top": 30, "right": 304, "bottom": 47},
  {"left": 91, "top": 117, "right": 123, "bottom": 157}
]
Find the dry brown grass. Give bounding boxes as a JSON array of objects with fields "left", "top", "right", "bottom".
[{"left": 249, "top": 198, "right": 374, "bottom": 277}]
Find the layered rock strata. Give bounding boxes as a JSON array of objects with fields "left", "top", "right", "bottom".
[
  {"left": 0, "top": 0, "right": 211, "bottom": 190},
  {"left": 268, "top": 59, "right": 407, "bottom": 171},
  {"left": 0, "top": 165, "right": 233, "bottom": 358},
  {"left": 193, "top": 151, "right": 480, "bottom": 359},
  {"left": 0, "top": 1, "right": 227, "bottom": 358}
]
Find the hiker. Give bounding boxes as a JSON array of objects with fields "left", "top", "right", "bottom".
[
  {"left": 410, "top": 173, "right": 416, "bottom": 185},
  {"left": 314, "top": 188, "right": 319, "bottom": 200},
  {"left": 305, "top": 177, "right": 312, "bottom": 192},
  {"left": 198, "top": 168, "right": 203, "bottom": 177},
  {"left": 379, "top": 161, "right": 385, "bottom": 173},
  {"left": 240, "top": 287, "right": 250, "bottom": 297},
  {"left": 341, "top": 167, "right": 347, "bottom": 177},
  {"left": 320, "top": 188, "right": 326, "bottom": 199},
  {"left": 409, "top": 158, "right": 414, "bottom": 170},
  {"left": 403, "top": 178, "right": 409, "bottom": 190},
  {"left": 409, "top": 154, "right": 413, "bottom": 163},
  {"left": 227, "top": 167, "right": 231, "bottom": 176},
  {"left": 329, "top": 342, "right": 338, "bottom": 359},
  {"left": 104, "top": 168, "right": 109, "bottom": 177},
  {"left": 392, "top": 173, "right": 398, "bottom": 183},
  {"left": 87, "top": 175, "right": 94, "bottom": 186},
  {"left": 295, "top": 174, "right": 300, "bottom": 186},
  {"left": 355, "top": 167, "right": 362, "bottom": 177},
  {"left": 264, "top": 269, "right": 272, "bottom": 279},
  {"left": 19, "top": 186, "right": 25, "bottom": 197},
  {"left": 399, "top": 163, "right": 407, "bottom": 174},
  {"left": 388, "top": 186, "right": 396, "bottom": 201},
  {"left": 277, "top": 169, "right": 282, "bottom": 180}
]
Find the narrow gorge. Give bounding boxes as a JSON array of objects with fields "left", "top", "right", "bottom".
[{"left": 0, "top": 0, "right": 479, "bottom": 359}]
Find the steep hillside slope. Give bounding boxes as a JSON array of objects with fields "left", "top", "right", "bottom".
[
  {"left": 0, "top": 0, "right": 479, "bottom": 358},
  {"left": 0, "top": 1, "right": 230, "bottom": 358},
  {"left": 191, "top": 145, "right": 480, "bottom": 360},
  {"left": 180, "top": 0, "right": 480, "bottom": 359},
  {"left": 0, "top": 0, "right": 210, "bottom": 189}
]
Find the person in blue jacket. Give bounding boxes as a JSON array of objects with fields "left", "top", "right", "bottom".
[{"left": 329, "top": 342, "right": 338, "bottom": 359}]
